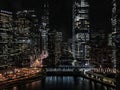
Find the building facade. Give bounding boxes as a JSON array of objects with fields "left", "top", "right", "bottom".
[
  {"left": 72, "top": 0, "right": 90, "bottom": 65},
  {"left": 111, "top": 0, "right": 117, "bottom": 68},
  {"left": 0, "top": 10, "right": 13, "bottom": 67},
  {"left": 47, "top": 30, "right": 62, "bottom": 67},
  {"left": 0, "top": 9, "right": 43, "bottom": 68},
  {"left": 47, "top": 31, "right": 56, "bottom": 67},
  {"left": 55, "top": 32, "right": 62, "bottom": 65},
  {"left": 40, "top": 1, "right": 49, "bottom": 54},
  {"left": 111, "top": 0, "right": 120, "bottom": 69}
]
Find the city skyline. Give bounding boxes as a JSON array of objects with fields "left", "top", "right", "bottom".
[
  {"left": 0, "top": 0, "right": 119, "bottom": 90},
  {"left": 1, "top": 0, "right": 112, "bottom": 40}
]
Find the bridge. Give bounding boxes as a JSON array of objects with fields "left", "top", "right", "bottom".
[
  {"left": 45, "top": 66, "right": 93, "bottom": 76},
  {"left": 43, "top": 67, "right": 116, "bottom": 88},
  {"left": 44, "top": 66, "right": 116, "bottom": 76},
  {"left": 46, "top": 67, "right": 88, "bottom": 76}
]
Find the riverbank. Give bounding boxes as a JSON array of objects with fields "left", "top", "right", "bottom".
[{"left": 0, "top": 68, "right": 46, "bottom": 89}]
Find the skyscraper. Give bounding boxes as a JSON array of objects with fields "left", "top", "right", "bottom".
[
  {"left": 13, "top": 10, "right": 40, "bottom": 67},
  {"left": 0, "top": 10, "right": 37, "bottom": 67},
  {"left": 111, "top": 0, "right": 117, "bottom": 68},
  {"left": 112, "top": 0, "right": 120, "bottom": 69},
  {"left": 47, "top": 30, "right": 56, "bottom": 67},
  {"left": 0, "top": 10, "right": 13, "bottom": 67},
  {"left": 112, "top": 0, "right": 120, "bottom": 89},
  {"left": 72, "top": 0, "right": 90, "bottom": 64},
  {"left": 55, "top": 32, "right": 62, "bottom": 65},
  {"left": 40, "top": 0, "right": 49, "bottom": 54}
]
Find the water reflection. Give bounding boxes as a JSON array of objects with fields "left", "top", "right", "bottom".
[
  {"left": 13, "top": 86, "right": 17, "bottom": 90},
  {"left": 4, "top": 76, "right": 115, "bottom": 90}
]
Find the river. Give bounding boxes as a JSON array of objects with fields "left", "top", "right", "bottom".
[{"left": 3, "top": 76, "right": 115, "bottom": 90}]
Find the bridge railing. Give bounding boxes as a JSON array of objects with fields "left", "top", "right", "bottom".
[{"left": 44, "top": 66, "right": 92, "bottom": 72}]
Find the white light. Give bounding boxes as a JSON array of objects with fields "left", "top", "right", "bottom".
[
  {"left": 85, "top": 63, "right": 88, "bottom": 66},
  {"left": 32, "top": 15, "right": 36, "bottom": 17},
  {"left": 75, "top": 16, "right": 80, "bottom": 21}
]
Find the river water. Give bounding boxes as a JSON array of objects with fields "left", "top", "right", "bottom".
[{"left": 3, "top": 76, "right": 115, "bottom": 90}]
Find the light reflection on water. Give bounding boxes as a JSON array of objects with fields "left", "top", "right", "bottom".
[
  {"left": 13, "top": 86, "right": 17, "bottom": 90},
  {"left": 3, "top": 76, "right": 115, "bottom": 90}
]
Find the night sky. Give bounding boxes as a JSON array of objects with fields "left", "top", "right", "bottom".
[
  {"left": 89, "top": 0, "right": 112, "bottom": 34},
  {"left": 0, "top": 0, "right": 112, "bottom": 40}
]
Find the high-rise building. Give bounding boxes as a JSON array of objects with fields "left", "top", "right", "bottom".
[
  {"left": 61, "top": 41, "right": 73, "bottom": 59},
  {"left": 39, "top": 1, "right": 49, "bottom": 54},
  {"left": 72, "top": 0, "right": 90, "bottom": 64},
  {"left": 47, "top": 30, "right": 56, "bottom": 67},
  {"left": 55, "top": 32, "right": 62, "bottom": 65},
  {"left": 47, "top": 30, "right": 62, "bottom": 67},
  {"left": 111, "top": 0, "right": 117, "bottom": 68},
  {"left": 0, "top": 10, "right": 41, "bottom": 68},
  {"left": 13, "top": 10, "right": 40, "bottom": 67},
  {"left": 111, "top": 0, "right": 120, "bottom": 69},
  {"left": 116, "top": 1, "right": 120, "bottom": 71},
  {"left": 0, "top": 10, "right": 13, "bottom": 67},
  {"left": 38, "top": 1, "right": 49, "bottom": 67},
  {"left": 111, "top": 0, "right": 120, "bottom": 89}
]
